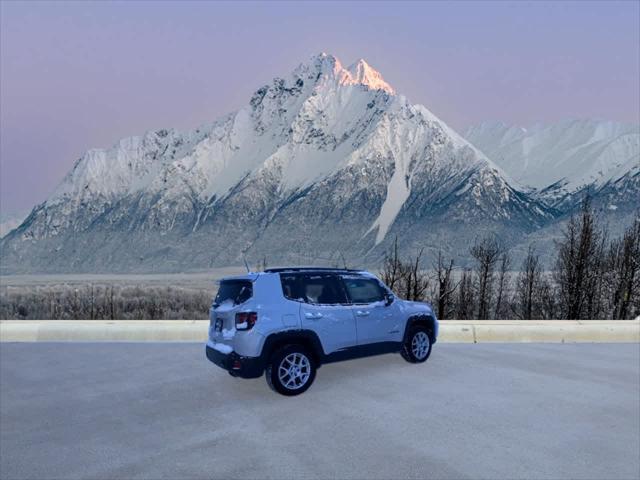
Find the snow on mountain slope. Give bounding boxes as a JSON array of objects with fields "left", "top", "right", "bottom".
[
  {"left": 464, "top": 119, "right": 640, "bottom": 197},
  {"left": 0, "top": 212, "right": 27, "bottom": 238},
  {"left": 52, "top": 55, "right": 393, "bottom": 207},
  {"left": 1, "top": 53, "right": 553, "bottom": 273}
]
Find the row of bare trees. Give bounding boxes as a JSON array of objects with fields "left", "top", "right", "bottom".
[
  {"left": 0, "top": 285, "right": 211, "bottom": 320},
  {"left": 381, "top": 200, "right": 640, "bottom": 320}
]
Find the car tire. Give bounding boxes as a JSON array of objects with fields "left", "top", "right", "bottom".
[
  {"left": 401, "top": 326, "right": 432, "bottom": 363},
  {"left": 266, "top": 344, "right": 316, "bottom": 396}
]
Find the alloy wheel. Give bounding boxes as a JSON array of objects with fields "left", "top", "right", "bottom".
[
  {"left": 278, "top": 352, "right": 311, "bottom": 390},
  {"left": 411, "top": 331, "right": 430, "bottom": 360}
]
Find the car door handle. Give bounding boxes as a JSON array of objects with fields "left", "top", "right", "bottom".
[
  {"left": 305, "top": 312, "right": 323, "bottom": 319},
  {"left": 356, "top": 310, "right": 370, "bottom": 317}
]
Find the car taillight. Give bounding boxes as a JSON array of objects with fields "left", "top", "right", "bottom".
[{"left": 235, "top": 312, "right": 257, "bottom": 330}]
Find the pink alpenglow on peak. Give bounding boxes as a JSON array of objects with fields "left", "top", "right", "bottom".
[
  {"left": 310, "top": 53, "right": 396, "bottom": 95},
  {"left": 347, "top": 58, "right": 396, "bottom": 95}
]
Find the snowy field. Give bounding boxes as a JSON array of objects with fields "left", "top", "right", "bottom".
[{"left": 0, "top": 268, "right": 246, "bottom": 289}]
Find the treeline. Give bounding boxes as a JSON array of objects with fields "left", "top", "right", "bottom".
[
  {"left": 0, "top": 285, "right": 211, "bottom": 320},
  {"left": 381, "top": 199, "right": 640, "bottom": 320}
]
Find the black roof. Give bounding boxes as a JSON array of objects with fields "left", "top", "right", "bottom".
[{"left": 263, "top": 267, "right": 365, "bottom": 274}]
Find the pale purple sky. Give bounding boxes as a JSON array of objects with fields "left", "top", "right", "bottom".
[{"left": 1, "top": 0, "right": 638, "bottom": 213}]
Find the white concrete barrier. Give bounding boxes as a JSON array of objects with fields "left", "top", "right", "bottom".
[
  {"left": 0, "top": 320, "right": 207, "bottom": 342},
  {"left": 469, "top": 320, "right": 640, "bottom": 343},
  {"left": 1, "top": 319, "right": 638, "bottom": 343}
]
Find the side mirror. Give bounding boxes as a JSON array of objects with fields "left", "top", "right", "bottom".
[{"left": 384, "top": 292, "right": 395, "bottom": 306}]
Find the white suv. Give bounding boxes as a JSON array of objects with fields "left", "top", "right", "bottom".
[{"left": 205, "top": 267, "right": 438, "bottom": 396}]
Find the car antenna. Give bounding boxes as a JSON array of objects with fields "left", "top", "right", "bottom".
[{"left": 242, "top": 255, "right": 252, "bottom": 274}]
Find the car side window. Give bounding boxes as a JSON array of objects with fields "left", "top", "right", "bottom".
[
  {"left": 280, "top": 273, "right": 348, "bottom": 305},
  {"left": 342, "top": 276, "right": 386, "bottom": 304},
  {"left": 301, "top": 274, "right": 348, "bottom": 305},
  {"left": 280, "top": 274, "right": 306, "bottom": 302}
]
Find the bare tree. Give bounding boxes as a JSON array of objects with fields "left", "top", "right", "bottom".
[
  {"left": 470, "top": 235, "right": 503, "bottom": 319},
  {"left": 587, "top": 230, "right": 608, "bottom": 320},
  {"left": 494, "top": 251, "right": 511, "bottom": 319},
  {"left": 108, "top": 286, "right": 116, "bottom": 320},
  {"left": 513, "top": 245, "right": 543, "bottom": 319},
  {"left": 434, "top": 251, "right": 458, "bottom": 319},
  {"left": 399, "top": 249, "right": 430, "bottom": 301},
  {"left": 72, "top": 288, "right": 81, "bottom": 320},
  {"left": 554, "top": 197, "right": 603, "bottom": 319},
  {"left": 379, "top": 238, "right": 429, "bottom": 301},
  {"left": 380, "top": 236, "right": 403, "bottom": 293},
  {"left": 607, "top": 216, "right": 640, "bottom": 319},
  {"left": 456, "top": 269, "right": 475, "bottom": 320},
  {"left": 537, "top": 275, "right": 557, "bottom": 320},
  {"left": 88, "top": 284, "right": 96, "bottom": 320}
]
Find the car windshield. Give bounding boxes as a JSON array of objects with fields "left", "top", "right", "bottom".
[{"left": 214, "top": 280, "right": 253, "bottom": 306}]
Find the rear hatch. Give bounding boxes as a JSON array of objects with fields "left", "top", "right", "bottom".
[{"left": 209, "top": 278, "right": 254, "bottom": 349}]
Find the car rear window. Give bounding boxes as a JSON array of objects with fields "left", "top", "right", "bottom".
[
  {"left": 280, "top": 273, "right": 348, "bottom": 305},
  {"left": 214, "top": 280, "right": 253, "bottom": 306}
]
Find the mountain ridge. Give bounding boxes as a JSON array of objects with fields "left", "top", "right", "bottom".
[
  {"left": 0, "top": 54, "right": 612, "bottom": 273},
  {"left": 464, "top": 119, "right": 639, "bottom": 210}
]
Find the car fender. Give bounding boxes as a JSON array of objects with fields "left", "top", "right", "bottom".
[
  {"left": 402, "top": 313, "right": 438, "bottom": 344},
  {"left": 261, "top": 329, "right": 326, "bottom": 367}
]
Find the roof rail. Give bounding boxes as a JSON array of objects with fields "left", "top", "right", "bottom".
[{"left": 263, "top": 267, "right": 365, "bottom": 274}]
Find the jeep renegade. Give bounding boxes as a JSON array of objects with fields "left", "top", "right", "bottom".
[{"left": 205, "top": 267, "right": 438, "bottom": 395}]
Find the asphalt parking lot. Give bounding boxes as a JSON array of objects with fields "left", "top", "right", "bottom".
[{"left": 1, "top": 343, "right": 639, "bottom": 480}]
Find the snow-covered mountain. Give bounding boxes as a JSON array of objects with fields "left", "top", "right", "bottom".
[
  {"left": 464, "top": 120, "right": 639, "bottom": 210},
  {"left": 0, "top": 212, "right": 27, "bottom": 239},
  {"left": 1, "top": 53, "right": 555, "bottom": 273}
]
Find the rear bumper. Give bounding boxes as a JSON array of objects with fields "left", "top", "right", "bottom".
[{"left": 205, "top": 343, "right": 264, "bottom": 379}]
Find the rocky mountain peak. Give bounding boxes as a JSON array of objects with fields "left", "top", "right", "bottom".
[{"left": 346, "top": 58, "right": 395, "bottom": 94}]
